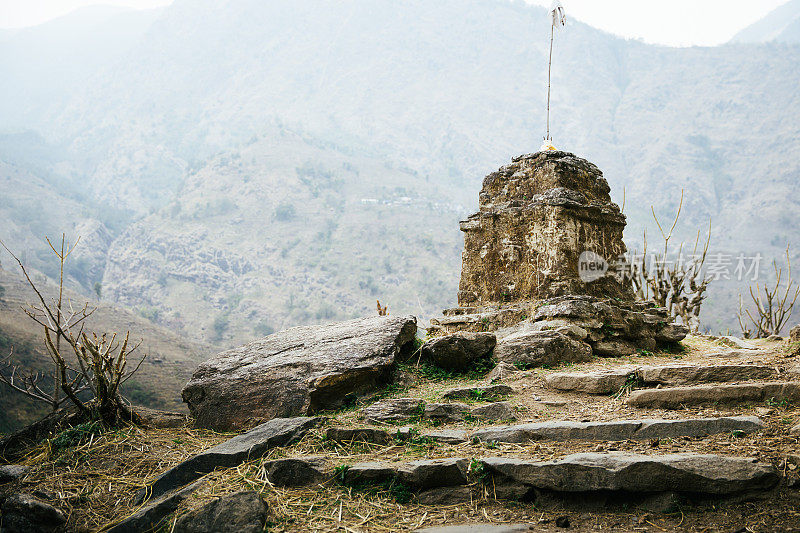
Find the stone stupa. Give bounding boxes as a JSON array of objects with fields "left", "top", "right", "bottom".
[{"left": 430, "top": 151, "right": 687, "bottom": 358}]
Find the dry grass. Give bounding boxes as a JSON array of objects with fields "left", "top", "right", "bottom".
[{"left": 13, "top": 424, "right": 229, "bottom": 531}]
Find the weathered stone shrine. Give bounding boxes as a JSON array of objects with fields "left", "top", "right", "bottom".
[
  {"left": 457, "top": 150, "right": 631, "bottom": 306},
  {"left": 430, "top": 151, "right": 688, "bottom": 358}
]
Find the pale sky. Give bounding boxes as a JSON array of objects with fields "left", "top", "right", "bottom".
[{"left": 0, "top": 0, "right": 788, "bottom": 47}]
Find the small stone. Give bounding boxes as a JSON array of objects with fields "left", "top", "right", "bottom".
[
  {"left": 0, "top": 464, "right": 29, "bottom": 484},
  {"left": 416, "top": 486, "right": 472, "bottom": 505},
  {"left": 716, "top": 336, "right": 757, "bottom": 350},
  {"left": 494, "top": 331, "right": 592, "bottom": 367},
  {"left": 639, "top": 491, "right": 681, "bottom": 513},
  {"left": 592, "top": 338, "right": 638, "bottom": 357},
  {"left": 790, "top": 325, "right": 800, "bottom": 343},
  {"left": 424, "top": 403, "right": 471, "bottom": 422},
  {"left": 341, "top": 462, "right": 397, "bottom": 485},
  {"left": 420, "top": 429, "right": 470, "bottom": 444},
  {"left": 262, "top": 457, "right": 328, "bottom": 487},
  {"left": 172, "top": 491, "right": 267, "bottom": 533},
  {"left": 766, "top": 334, "right": 783, "bottom": 342},
  {"left": 421, "top": 332, "right": 496, "bottom": 371},
  {"left": 790, "top": 423, "right": 800, "bottom": 436},
  {"left": 486, "top": 362, "right": 520, "bottom": 382},
  {"left": 397, "top": 458, "right": 469, "bottom": 489},
  {"left": 470, "top": 401, "right": 517, "bottom": 421},
  {"left": 363, "top": 398, "right": 424, "bottom": 423},
  {"left": 326, "top": 427, "right": 391, "bottom": 444},
  {"left": 755, "top": 407, "right": 773, "bottom": 417},
  {"left": 443, "top": 384, "right": 513, "bottom": 401},
  {"left": 546, "top": 368, "right": 636, "bottom": 394}
]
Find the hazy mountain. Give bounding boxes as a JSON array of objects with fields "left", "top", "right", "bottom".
[
  {"left": 731, "top": 0, "right": 800, "bottom": 44},
  {"left": 1, "top": 0, "right": 799, "bottom": 346},
  {"left": 0, "top": 5, "right": 161, "bottom": 132}
]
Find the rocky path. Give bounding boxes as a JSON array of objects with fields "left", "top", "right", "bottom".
[{"left": 2, "top": 335, "right": 799, "bottom": 532}]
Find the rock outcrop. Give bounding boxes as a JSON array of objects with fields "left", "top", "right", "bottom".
[{"left": 182, "top": 316, "right": 416, "bottom": 430}]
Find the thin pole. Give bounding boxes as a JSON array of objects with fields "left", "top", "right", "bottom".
[{"left": 546, "top": 23, "right": 554, "bottom": 141}]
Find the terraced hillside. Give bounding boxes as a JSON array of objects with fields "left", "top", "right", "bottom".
[{"left": 2, "top": 333, "right": 798, "bottom": 531}]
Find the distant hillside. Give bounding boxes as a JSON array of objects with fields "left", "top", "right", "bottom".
[
  {"left": 0, "top": 266, "right": 212, "bottom": 433},
  {"left": 731, "top": 0, "right": 800, "bottom": 44},
  {"left": 1, "top": 0, "right": 799, "bottom": 342}
]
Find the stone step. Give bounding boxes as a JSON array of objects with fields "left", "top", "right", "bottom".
[
  {"left": 342, "top": 452, "right": 779, "bottom": 511},
  {"left": 135, "top": 416, "right": 323, "bottom": 503},
  {"left": 442, "top": 384, "right": 514, "bottom": 401},
  {"left": 470, "top": 416, "right": 762, "bottom": 444},
  {"left": 627, "top": 381, "right": 800, "bottom": 409},
  {"left": 362, "top": 398, "right": 516, "bottom": 424},
  {"left": 546, "top": 364, "right": 781, "bottom": 394},
  {"left": 480, "top": 452, "right": 779, "bottom": 495}
]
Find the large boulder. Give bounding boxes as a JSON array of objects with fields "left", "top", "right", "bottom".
[
  {"left": 182, "top": 316, "right": 417, "bottom": 430},
  {"left": 494, "top": 330, "right": 592, "bottom": 367},
  {"left": 421, "top": 332, "right": 496, "bottom": 371}
]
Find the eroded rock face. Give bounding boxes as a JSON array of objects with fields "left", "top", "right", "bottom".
[
  {"left": 182, "top": 316, "right": 416, "bottom": 430},
  {"left": 457, "top": 151, "right": 631, "bottom": 307}
]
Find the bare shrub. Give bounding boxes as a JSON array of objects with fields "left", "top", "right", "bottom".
[
  {"left": 0, "top": 235, "right": 145, "bottom": 425},
  {"left": 737, "top": 246, "right": 799, "bottom": 338},
  {"left": 625, "top": 191, "right": 712, "bottom": 332}
]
